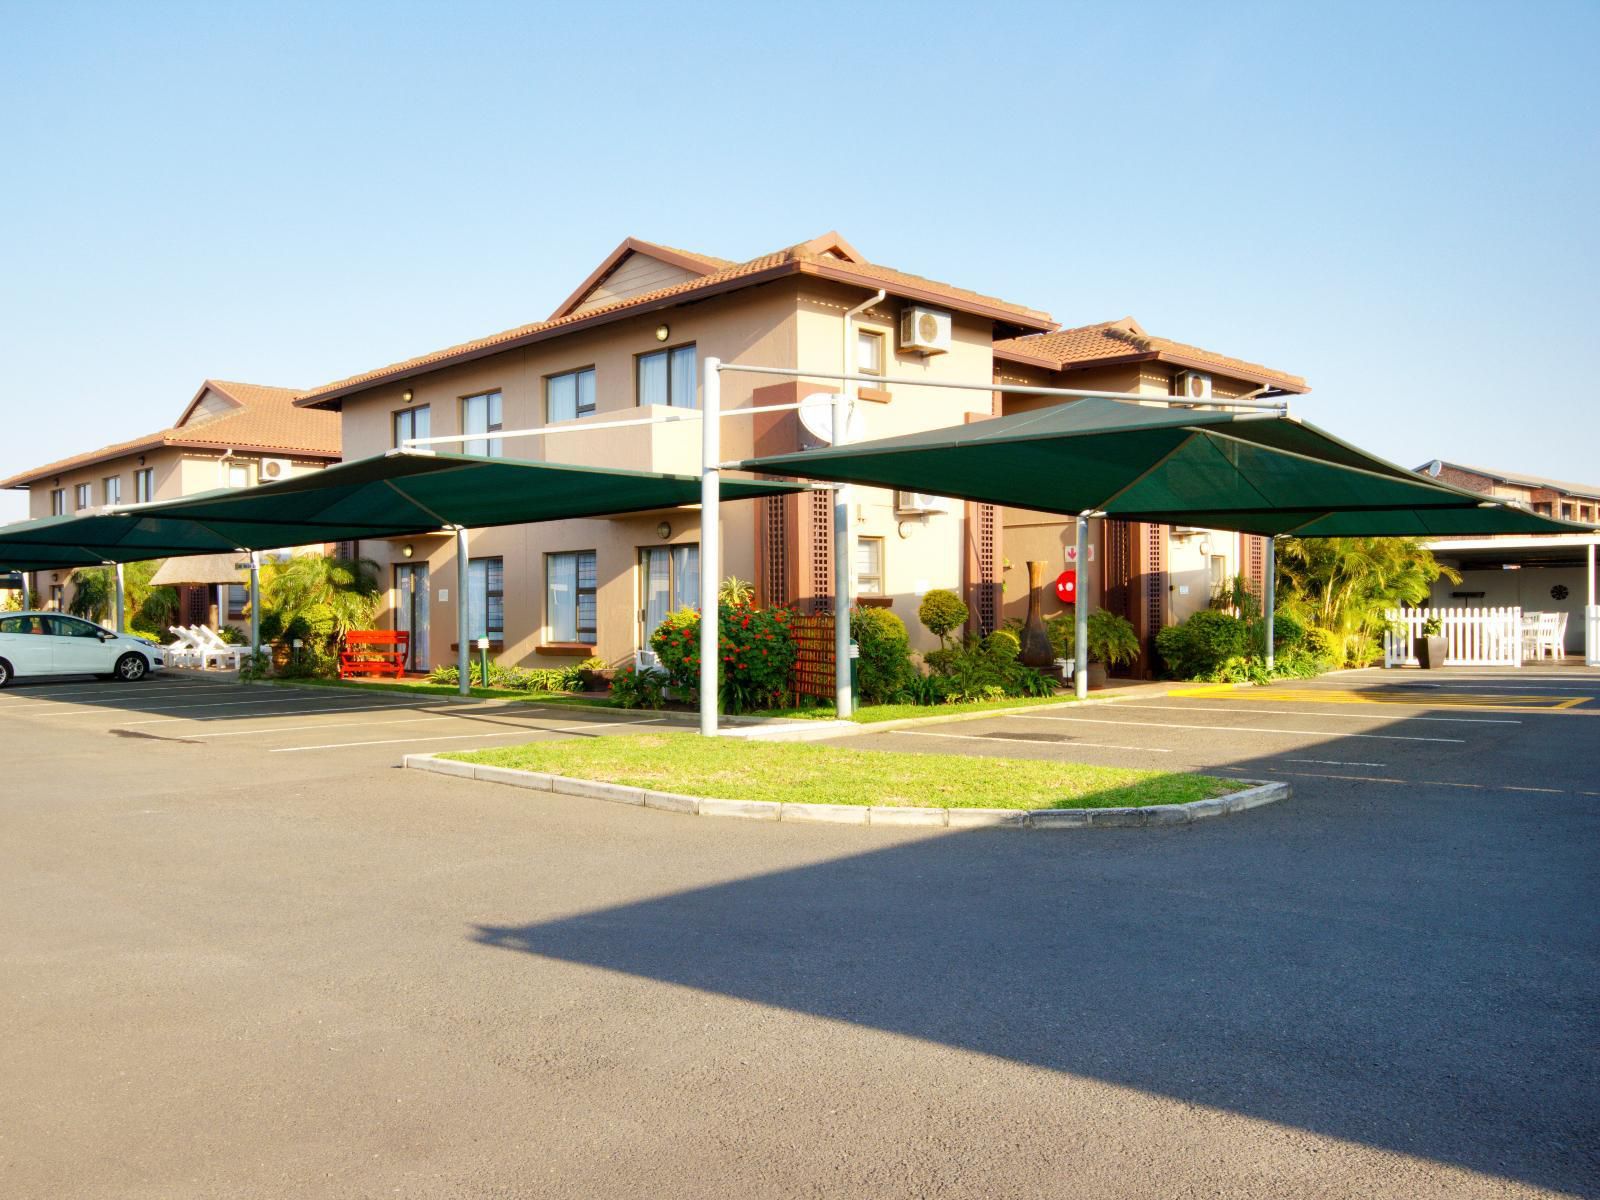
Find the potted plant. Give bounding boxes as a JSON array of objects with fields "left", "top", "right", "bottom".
[
  {"left": 1416, "top": 614, "right": 1448, "bottom": 669},
  {"left": 1048, "top": 609, "right": 1140, "bottom": 688}
]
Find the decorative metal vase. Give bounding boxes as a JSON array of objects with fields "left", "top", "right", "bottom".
[{"left": 1020, "top": 560, "right": 1055, "bottom": 667}]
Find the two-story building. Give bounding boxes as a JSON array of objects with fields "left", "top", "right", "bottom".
[
  {"left": 1, "top": 379, "right": 340, "bottom": 618},
  {"left": 293, "top": 234, "right": 1308, "bottom": 675}
]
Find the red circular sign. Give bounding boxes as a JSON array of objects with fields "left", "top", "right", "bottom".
[{"left": 1055, "top": 570, "right": 1077, "bottom": 604}]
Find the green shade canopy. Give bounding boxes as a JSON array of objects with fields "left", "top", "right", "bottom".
[
  {"left": 0, "top": 451, "right": 806, "bottom": 572},
  {"left": 741, "top": 398, "right": 1594, "bottom": 537}
]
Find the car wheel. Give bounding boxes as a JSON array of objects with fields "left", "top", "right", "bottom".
[
  {"left": 0, "top": 658, "right": 11, "bottom": 688},
  {"left": 114, "top": 653, "right": 149, "bottom": 682}
]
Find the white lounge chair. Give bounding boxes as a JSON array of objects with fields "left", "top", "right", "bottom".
[
  {"left": 166, "top": 626, "right": 205, "bottom": 668},
  {"left": 192, "top": 624, "right": 247, "bottom": 670}
]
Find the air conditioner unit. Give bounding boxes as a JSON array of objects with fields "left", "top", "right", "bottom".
[
  {"left": 895, "top": 491, "right": 949, "bottom": 515},
  {"left": 898, "top": 305, "right": 952, "bottom": 355},
  {"left": 1173, "top": 371, "right": 1213, "bottom": 402},
  {"left": 260, "top": 457, "right": 292, "bottom": 481}
]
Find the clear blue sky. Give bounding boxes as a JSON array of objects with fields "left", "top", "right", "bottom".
[{"left": 3, "top": 0, "right": 1596, "bottom": 522}]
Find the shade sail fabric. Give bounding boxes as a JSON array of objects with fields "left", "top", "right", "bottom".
[
  {"left": 740, "top": 398, "right": 1594, "bottom": 537},
  {"left": 0, "top": 451, "right": 806, "bottom": 571}
]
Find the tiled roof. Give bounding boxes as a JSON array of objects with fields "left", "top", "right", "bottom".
[
  {"left": 0, "top": 379, "right": 340, "bottom": 489},
  {"left": 994, "top": 317, "right": 1309, "bottom": 394},
  {"left": 296, "top": 232, "right": 1055, "bottom": 406},
  {"left": 1421, "top": 461, "right": 1600, "bottom": 501}
]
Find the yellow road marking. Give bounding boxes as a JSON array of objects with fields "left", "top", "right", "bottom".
[{"left": 1168, "top": 685, "right": 1589, "bottom": 711}]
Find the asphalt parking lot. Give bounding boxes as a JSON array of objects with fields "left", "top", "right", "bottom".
[{"left": 2, "top": 669, "right": 1597, "bottom": 1198}]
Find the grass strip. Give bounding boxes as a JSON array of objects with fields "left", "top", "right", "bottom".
[{"left": 447, "top": 732, "right": 1232, "bottom": 810}]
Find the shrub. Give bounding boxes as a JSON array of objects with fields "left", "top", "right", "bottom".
[
  {"left": 851, "top": 606, "right": 915, "bottom": 703},
  {"left": 1273, "top": 611, "right": 1305, "bottom": 649},
  {"left": 650, "top": 603, "right": 797, "bottom": 713},
  {"left": 1048, "top": 609, "right": 1141, "bottom": 668},
  {"left": 922, "top": 630, "right": 1054, "bottom": 703},
  {"left": 917, "top": 589, "right": 968, "bottom": 646},
  {"left": 609, "top": 665, "right": 668, "bottom": 709},
  {"left": 718, "top": 576, "right": 755, "bottom": 607},
  {"left": 1155, "top": 610, "right": 1253, "bottom": 679},
  {"left": 425, "top": 658, "right": 594, "bottom": 692},
  {"left": 216, "top": 624, "right": 248, "bottom": 645},
  {"left": 1301, "top": 626, "right": 1342, "bottom": 666}
]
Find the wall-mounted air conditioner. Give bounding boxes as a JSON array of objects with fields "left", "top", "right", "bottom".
[
  {"left": 1173, "top": 371, "right": 1213, "bottom": 402},
  {"left": 895, "top": 491, "right": 949, "bottom": 515},
  {"left": 260, "top": 457, "right": 292, "bottom": 481},
  {"left": 898, "top": 305, "right": 952, "bottom": 355}
]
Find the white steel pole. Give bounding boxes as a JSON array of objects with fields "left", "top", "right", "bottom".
[
  {"left": 1075, "top": 516, "right": 1090, "bottom": 700},
  {"left": 832, "top": 291, "right": 879, "bottom": 719},
  {"left": 1264, "top": 535, "right": 1276, "bottom": 671},
  {"left": 113, "top": 561, "right": 125, "bottom": 633},
  {"left": 455, "top": 527, "right": 471, "bottom": 697},
  {"left": 699, "top": 357, "right": 722, "bottom": 736},
  {"left": 248, "top": 551, "right": 261, "bottom": 671},
  {"left": 1587, "top": 540, "right": 1597, "bottom": 667}
]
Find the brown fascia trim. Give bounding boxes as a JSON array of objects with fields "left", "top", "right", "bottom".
[
  {"left": 166, "top": 440, "right": 342, "bottom": 459},
  {"left": 2, "top": 439, "right": 341, "bottom": 489},
  {"left": 299, "top": 261, "right": 1055, "bottom": 411},
  {"left": 546, "top": 238, "right": 724, "bottom": 322},
  {"left": 991, "top": 344, "right": 1310, "bottom": 395},
  {"left": 0, "top": 435, "right": 173, "bottom": 490}
]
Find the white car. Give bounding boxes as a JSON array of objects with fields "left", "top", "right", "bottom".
[{"left": 0, "top": 611, "right": 166, "bottom": 686}]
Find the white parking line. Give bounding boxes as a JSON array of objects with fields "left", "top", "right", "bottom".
[
  {"left": 1008, "top": 713, "right": 1466, "bottom": 744},
  {"left": 6, "top": 692, "right": 413, "bottom": 717},
  {"left": 889, "top": 730, "right": 1171, "bottom": 753},
  {"left": 123, "top": 701, "right": 440, "bottom": 726},
  {"left": 269, "top": 717, "right": 668, "bottom": 753},
  {"left": 177, "top": 715, "right": 472, "bottom": 738},
  {"left": 1285, "top": 758, "right": 1386, "bottom": 767},
  {"left": 1119, "top": 702, "right": 1520, "bottom": 726}
]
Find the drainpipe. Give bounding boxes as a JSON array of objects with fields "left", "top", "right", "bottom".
[{"left": 835, "top": 288, "right": 885, "bottom": 719}]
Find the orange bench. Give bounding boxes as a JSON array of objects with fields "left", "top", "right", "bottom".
[{"left": 338, "top": 630, "right": 410, "bottom": 679}]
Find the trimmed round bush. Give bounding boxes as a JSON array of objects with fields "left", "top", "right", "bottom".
[
  {"left": 918, "top": 589, "right": 969, "bottom": 643},
  {"left": 851, "top": 606, "right": 915, "bottom": 703}
]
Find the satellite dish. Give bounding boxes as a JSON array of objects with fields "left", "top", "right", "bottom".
[
  {"left": 797, "top": 392, "right": 867, "bottom": 445},
  {"left": 1426, "top": 459, "right": 1442, "bottom": 477}
]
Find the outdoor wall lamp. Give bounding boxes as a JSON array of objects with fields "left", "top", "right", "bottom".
[
  {"left": 654, "top": 324, "right": 670, "bottom": 342},
  {"left": 401, "top": 389, "right": 414, "bottom": 403},
  {"left": 656, "top": 521, "right": 672, "bottom": 539},
  {"left": 401, "top": 544, "right": 414, "bottom": 558}
]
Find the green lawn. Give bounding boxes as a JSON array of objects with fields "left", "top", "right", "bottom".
[
  {"left": 752, "top": 694, "right": 1080, "bottom": 723},
  {"left": 446, "top": 732, "right": 1232, "bottom": 810}
]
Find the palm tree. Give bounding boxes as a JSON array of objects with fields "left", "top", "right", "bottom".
[
  {"left": 66, "top": 559, "right": 168, "bottom": 625},
  {"left": 1277, "top": 537, "right": 1460, "bottom": 663},
  {"left": 259, "top": 554, "right": 382, "bottom": 642}
]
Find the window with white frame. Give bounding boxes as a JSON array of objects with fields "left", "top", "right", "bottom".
[
  {"left": 467, "top": 556, "right": 504, "bottom": 642},
  {"left": 639, "top": 544, "right": 698, "bottom": 643},
  {"left": 226, "top": 583, "right": 248, "bottom": 621},
  {"left": 546, "top": 367, "right": 596, "bottom": 423},
  {"left": 856, "top": 536, "right": 884, "bottom": 595},
  {"left": 637, "top": 344, "right": 697, "bottom": 408},
  {"left": 103, "top": 475, "right": 121, "bottom": 505},
  {"left": 134, "top": 468, "right": 154, "bottom": 503},
  {"left": 857, "top": 329, "right": 885, "bottom": 380},
  {"left": 74, "top": 483, "right": 91, "bottom": 509},
  {"left": 462, "top": 391, "right": 503, "bottom": 457},
  {"left": 393, "top": 405, "right": 431, "bottom": 449},
  {"left": 50, "top": 488, "right": 65, "bottom": 516},
  {"left": 546, "top": 550, "right": 597, "bottom": 644},
  {"left": 225, "top": 462, "right": 249, "bottom": 488}
]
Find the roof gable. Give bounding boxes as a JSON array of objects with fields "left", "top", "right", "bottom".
[{"left": 550, "top": 238, "right": 732, "bottom": 320}]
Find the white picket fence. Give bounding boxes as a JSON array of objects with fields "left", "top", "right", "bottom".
[
  {"left": 1588, "top": 606, "right": 1600, "bottom": 667},
  {"left": 1383, "top": 607, "right": 1522, "bottom": 668}
]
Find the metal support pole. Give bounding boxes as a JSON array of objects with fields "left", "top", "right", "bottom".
[
  {"left": 1074, "top": 516, "right": 1090, "bottom": 700},
  {"left": 699, "top": 358, "right": 722, "bottom": 736},
  {"left": 1587, "top": 541, "right": 1597, "bottom": 667},
  {"left": 248, "top": 551, "right": 261, "bottom": 678},
  {"left": 455, "top": 527, "right": 471, "bottom": 697},
  {"left": 1264, "top": 535, "right": 1276, "bottom": 671},
  {"left": 113, "top": 562, "right": 125, "bottom": 633}
]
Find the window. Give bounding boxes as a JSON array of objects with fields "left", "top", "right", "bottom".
[
  {"left": 226, "top": 462, "right": 249, "bottom": 488},
  {"left": 1209, "top": 555, "right": 1227, "bottom": 595},
  {"left": 547, "top": 367, "right": 597, "bottom": 423},
  {"left": 47, "top": 615, "right": 101, "bottom": 638},
  {"left": 637, "top": 344, "right": 697, "bottom": 408},
  {"left": 74, "top": 483, "right": 91, "bottom": 510},
  {"left": 50, "top": 488, "right": 65, "bottom": 516},
  {"left": 1561, "top": 503, "right": 1574, "bottom": 520},
  {"left": 103, "top": 475, "right": 121, "bottom": 505},
  {"left": 462, "top": 391, "right": 503, "bottom": 457},
  {"left": 639, "top": 544, "right": 699, "bottom": 643},
  {"left": 467, "top": 556, "right": 504, "bottom": 642},
  {"left": 49, "top": 584, "right": 63, "bottom": 610},
  {"left": 546, "top": 550, "right": 597, "bottom": 644},
  {"left": 393, "top": 405, "right": 431, "bottom": 449},
  {"left": 856, "top": 536, "right": 884, "bottom": 595},
  {"left": 226, "top": 584, "right": 248, "bottom": 621},
  {"left": 857, "top": 329, "right": 885, "bottom": 379},
  {"left": 1533, "top": 501, "right": 1552, "bottom": 516},
  {"left": 134, "top": 468, "right": 154, "bottom": 503}
]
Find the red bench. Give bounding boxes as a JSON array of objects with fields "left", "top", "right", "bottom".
[{"left": 338, "top": 630, "right": 410, "bottom": 679}]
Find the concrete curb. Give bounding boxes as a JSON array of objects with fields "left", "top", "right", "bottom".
[{"left": 401, "top": 753, "right": 1288, "bottom": 831}]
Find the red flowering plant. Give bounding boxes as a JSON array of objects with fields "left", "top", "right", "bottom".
[{"left": 650, "top": 598, "right": 797, "bottom": 713}]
